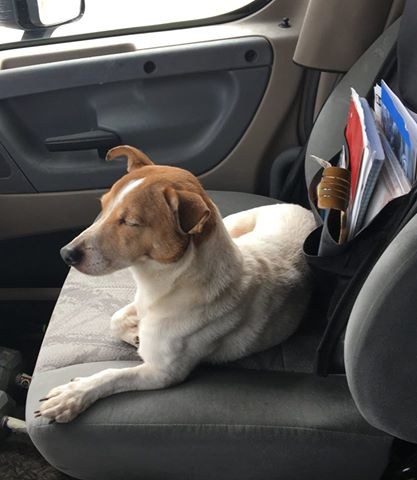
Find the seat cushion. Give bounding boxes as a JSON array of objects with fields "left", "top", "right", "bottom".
[
  {"left": 27, "top": 190, "right": 391, "bottom": 480},
  {"left": 34, "top": 190, "right": 324, "bottom": 375},
  {"left": 27, "top": 364, "right": 391, "bottom": 480}
]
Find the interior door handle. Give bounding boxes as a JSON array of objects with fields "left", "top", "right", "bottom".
[{"left": 45, "top": 129, "right": 120, "bottom": 156}]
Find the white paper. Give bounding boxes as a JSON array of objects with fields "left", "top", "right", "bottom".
[
  {"left": 363, "top": 129, "right": 411, "bottom": 227},
  {"left": 310, "top": 155, "right": 331, "bottom": 169}
]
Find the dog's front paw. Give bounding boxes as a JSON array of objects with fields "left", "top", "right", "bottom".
[
  {"left": 111, "top": 303, "right": 140, "bottom": 347},
  {"left": 35, "top": 378, "right": 93, "bottom": 423}
]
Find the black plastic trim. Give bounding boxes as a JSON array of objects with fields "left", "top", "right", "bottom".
[
  {"left": 0, "top": 227, "right": 82, "bottom": 288},
  {"left": 45, "top": 129, "right": 120, "bottom": 156}
]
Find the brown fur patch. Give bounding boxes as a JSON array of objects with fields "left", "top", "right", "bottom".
[{"left": 106, "top": 145, "right": 153, "bottom": 172}]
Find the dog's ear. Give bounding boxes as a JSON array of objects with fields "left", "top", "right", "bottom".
[
  {"left": 106, "top": 145, "right": 154, "bottom": 172},
  {"left": 164, "top": 187, "right": 211, "bottom": 235}
]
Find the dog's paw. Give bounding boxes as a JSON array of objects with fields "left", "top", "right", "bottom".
[
  {"left": 35, "top": 379, "right": 93, "bottom": 423},
  {"left": 121, "top": 331, "right": 140, "bottom": 348},
  {"left": 111, "top": 304, "right": 140, "bottom": 347},
  {"left": 112, "top": 320, "right": 140, "bottom": 347}
]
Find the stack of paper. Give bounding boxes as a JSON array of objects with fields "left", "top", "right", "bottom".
[
  {"left": 345, "top": 89, "right": 385, "bottom": 239},
  {"left": 314, "top": 82, "right": 417, "bottom": 242}
]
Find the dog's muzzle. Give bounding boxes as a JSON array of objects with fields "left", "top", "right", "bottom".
[{"left": 60, "top": 245, "right": 84, "bottom": 266}]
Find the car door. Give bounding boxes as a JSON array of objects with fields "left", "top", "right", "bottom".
[{"left": 0, "top": 0, "right": 310, "bottom": 299}]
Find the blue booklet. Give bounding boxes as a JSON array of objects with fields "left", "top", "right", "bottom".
[{"left": 380, "top": 81, "right": 415, "bottom": 182}]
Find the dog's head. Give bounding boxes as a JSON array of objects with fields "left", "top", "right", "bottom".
[{"left": 60, "top": 146, "right": 215, "bottom": 275}]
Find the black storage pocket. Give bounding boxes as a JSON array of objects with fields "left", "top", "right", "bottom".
[{"left": 304, "top": 164, "right": 417, "bottom": 375}]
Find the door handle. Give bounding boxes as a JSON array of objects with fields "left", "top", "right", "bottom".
[{"left": 45, "top": 129, "right": 120, "bottom": 157}]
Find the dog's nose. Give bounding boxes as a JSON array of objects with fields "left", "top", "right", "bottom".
[{"left": 60, "top": 245, "right": 84, "bottom": 266}]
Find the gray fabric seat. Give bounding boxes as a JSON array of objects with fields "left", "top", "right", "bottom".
[
  {"left": 27, "top": 190, "right": 392, "bottom": 480},
  {"left": 28, "top": 364, "right": 391, "bottom": 480}
]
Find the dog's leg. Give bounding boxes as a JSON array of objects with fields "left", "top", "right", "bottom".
[
  {"left": 110, "top": 302, "right": 140, "bottom": 347},
  {"left": 36, "top": 363, "right": 187, "bottom": 423}
]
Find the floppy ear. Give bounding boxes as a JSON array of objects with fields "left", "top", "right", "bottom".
[
  {"left": 164, "top": 187, "right": 211, "bottom": 235},
  {"left": 106, "top": 145, "right": 154, "bottom": 172}
]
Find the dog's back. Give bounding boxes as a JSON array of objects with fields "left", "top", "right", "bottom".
[{"left": 206, "top": 204, "right": 316, "bottom": 363}]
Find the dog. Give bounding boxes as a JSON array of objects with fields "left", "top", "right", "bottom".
[{"left": 35, "top": 145, "right": 316, "bottom": 423}]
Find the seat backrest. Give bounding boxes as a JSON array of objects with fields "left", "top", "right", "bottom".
[
  {"left": 305, "top": 0, "right": 417, "bottom": 441},
  {"left": 345, "top": 0, "right": 417, "bottom": 443},
  {"left": 345, "top": 211, "right": 417, "bottom": 442}
]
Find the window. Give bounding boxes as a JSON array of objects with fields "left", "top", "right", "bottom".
[{"left": 0, "top": 0, "right": 269, "bottom": 48}]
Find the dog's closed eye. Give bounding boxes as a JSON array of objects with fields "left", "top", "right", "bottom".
[{"left": 118, "top": 217, "right": 144, "bottom": 228}]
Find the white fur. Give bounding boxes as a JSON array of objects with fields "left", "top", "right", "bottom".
[
  {"left": 116, "top": 178, "right": 144, "bottom": 203},
  {"left": 100, "top": 178, "right": 145, "bottom": 224},
  {"left": 38, "top": 203, "right": 315, "bottom": 422}
]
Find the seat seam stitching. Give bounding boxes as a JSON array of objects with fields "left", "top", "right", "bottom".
[{"left": 31, "top": 422, "right": 389, "bottom": 439}]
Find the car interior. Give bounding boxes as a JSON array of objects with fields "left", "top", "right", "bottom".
[{"left": 1, "top": 0, "right": 417, "bottom": 479}]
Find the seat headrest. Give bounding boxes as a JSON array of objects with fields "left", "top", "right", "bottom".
[{"left": 293, "top": 0, "right": 394, "bottom": 72}]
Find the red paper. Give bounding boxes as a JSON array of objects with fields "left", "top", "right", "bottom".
[{"left": 345, "top": 97, "right": 364, "bottom": 200}]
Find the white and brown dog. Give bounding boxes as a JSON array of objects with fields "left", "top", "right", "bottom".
[{"left": 36, "top": 145, "right": 315, "bottom": 423}]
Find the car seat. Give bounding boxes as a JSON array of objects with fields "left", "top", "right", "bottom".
[{"left": 26, "top": 7, "right": 417, "bottom": 480}]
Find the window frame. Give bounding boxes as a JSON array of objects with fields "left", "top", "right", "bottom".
[{"left": 0, "top": 0, "right": 273, "bottom": 51}]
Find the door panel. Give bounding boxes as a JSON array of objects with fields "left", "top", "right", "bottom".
[
  {"left": 0, "top": 0, "right": 309, "bottom": 290},
  {"left": 0, "top": 190, "right": 102, "bottom": 240},
  {"left": 0, "top": 37, "right": 272, "bottom": 192}
]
